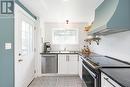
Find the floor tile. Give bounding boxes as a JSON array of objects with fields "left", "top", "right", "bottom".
[{"left": 28, "top": 76, "right": 87, "bottom": 87}]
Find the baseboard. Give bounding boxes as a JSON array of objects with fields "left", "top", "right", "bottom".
[
  {"left": 27, "top": 78, "right": 35, "bottom": 87},
  {"left": 38, "top": 74, "right": 79, "bottom": 77}
]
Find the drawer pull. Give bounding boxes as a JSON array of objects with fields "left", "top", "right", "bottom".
[{"left": 104, "top": 77, "right": 116, "bottom": 87}]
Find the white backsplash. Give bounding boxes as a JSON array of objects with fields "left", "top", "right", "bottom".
[
  {"left": 44, "top": 22, "right": 88, "bottom": 51},
  {"left": 90, "top": 31, "right": 130, "bottom": 63}
]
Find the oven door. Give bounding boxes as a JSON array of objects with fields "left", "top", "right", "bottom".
[{"left": 82, "top": 63, "right": 97, "bottom": 87}]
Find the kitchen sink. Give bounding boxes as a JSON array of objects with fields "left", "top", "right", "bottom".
[{"left": 49, "top": 51, "right": 78, "bottom": 53}]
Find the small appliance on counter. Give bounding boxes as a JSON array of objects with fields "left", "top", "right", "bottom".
[
  {"left": 43, "top": 42, "right": 51, "bottom": 53},
  {"left": 81, "top": 54, "right": 130, "bottom": 87}
]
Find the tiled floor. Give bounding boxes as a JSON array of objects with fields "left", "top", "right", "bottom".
[{"left": 28, "top": 76, "right": 87, "bottom": 87}]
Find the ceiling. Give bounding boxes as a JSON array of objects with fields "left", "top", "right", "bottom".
[{"left": 19, "top": 0, "right": 104, "bottom": 23}]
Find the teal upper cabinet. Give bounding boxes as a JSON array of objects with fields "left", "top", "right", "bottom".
[{"left": 90, "top": 0, "right": 130, "bottom": 35}]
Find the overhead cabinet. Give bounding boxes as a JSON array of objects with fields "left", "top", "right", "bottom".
[
  {"left": 58, "top": 54, "right": 78, "bottom": 74},
  {"left": 89, "top": 0, "right": 130, "bottom": 35}
]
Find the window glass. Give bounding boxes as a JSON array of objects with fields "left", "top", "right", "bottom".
[
  {"left": 22, "top": 21, "right": 33, "bottom": 55},
  {"left": 52, "top": 28, "right": 78, "bottom": 44}
]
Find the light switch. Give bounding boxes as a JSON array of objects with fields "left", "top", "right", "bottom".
[{"left": 5, "top": 43, "right": 12, "bottom": 50}]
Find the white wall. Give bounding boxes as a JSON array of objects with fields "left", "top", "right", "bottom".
[
  {"left": 90, "top": 31, "right": 130, "bottom": 63},
  {"left": 35, "top": 17, "right": 45, "bottom": 77},
  {"left": 44, "top": 22, "right": 88, "bottom": 51}
]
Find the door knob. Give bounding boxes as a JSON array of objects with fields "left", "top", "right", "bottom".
[
  {"left": 19, "top": 53, "right": 22, "bottom": 56},
  {"left": 18, "top": 59, "right": 23, "bottom": 62}
]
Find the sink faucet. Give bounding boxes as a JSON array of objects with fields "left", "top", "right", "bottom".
[{"left": 64, "top": 48, "right": 67, "bottom": 51}]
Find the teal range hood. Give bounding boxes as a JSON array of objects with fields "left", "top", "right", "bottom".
[{"left": 89, "top": 0, "right": 130, "bottom": 35}]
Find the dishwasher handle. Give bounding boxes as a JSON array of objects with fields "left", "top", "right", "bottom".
[{"left": 42, "top": 54, "right": 57, "bottom": 57}]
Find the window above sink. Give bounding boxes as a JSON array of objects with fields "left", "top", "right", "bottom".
[{"left": 52, "top": 28, "right": 79, "bottom": 45}]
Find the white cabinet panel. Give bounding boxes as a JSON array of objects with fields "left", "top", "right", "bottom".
[
  {"left": 68, "top": 54, "right": 78, "bottom": 74},
  {"left": 58, "top": 54, "right": 78, "bottom": 74},
  {"left": 58, "top": 54, "right": 68, "bottom": 74},
  {"left": 78, "top": 55, "right": 82, "bottom": 79},
  {"left": 101, "top": 73, "right": 121, "bottom": 87},
  {"left": 69, "top": 54, "right": 78, "bottom": 61}
]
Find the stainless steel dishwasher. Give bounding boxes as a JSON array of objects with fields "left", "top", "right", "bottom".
[{"left": 41, "top": 54, "right": 58, "bottom": 74}]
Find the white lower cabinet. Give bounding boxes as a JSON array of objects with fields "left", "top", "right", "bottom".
[
  {"left": 101, "top": 72, "right": 121, "bottom": 87},
  {"left": 78, "top": 55, "right": 82, "bottom": 79},
  {"left": 58, "top": 54, "right": 68, "bottom": 74},
  {"left": 58, "top": 54, "right": 78, "bottom": 74}
]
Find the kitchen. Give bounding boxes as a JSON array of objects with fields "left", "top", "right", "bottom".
[{"left": 0, "top": 0, "right": 130, "bottom": 87}]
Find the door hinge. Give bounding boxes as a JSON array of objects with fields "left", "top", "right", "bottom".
[{"left": 34, "top": 70, "right": 36, "bottom": 74}]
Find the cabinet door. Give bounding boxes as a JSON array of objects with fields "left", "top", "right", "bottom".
[
  {"left": 58, "top": 54, "right": 67, "bottom": 74},
  {"left": 101, "top": 73, "right": 121, "bottom": 87},
  {"left": 68, "top": 54, "right": 78, "bottom": 74},
  {"left": 78, "top": 55, "right": 82, "bottom": 79}
]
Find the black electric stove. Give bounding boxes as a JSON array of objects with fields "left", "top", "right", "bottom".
[
  {"left": 81, "top": 53, "right": 130, "bottom": 69},
  {"left": 80, "top": 53, "right": 130, "bottom": 87}
]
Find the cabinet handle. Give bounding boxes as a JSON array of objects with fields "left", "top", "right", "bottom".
[
  {"left": 66, "top": 55, "right": 68, "bottom": 61},
  {"left": 66, "top": 55, "right": 69, "bottom": 62},
  {"left": 66, "top": 57, "right": 67, "bottom": 61},
  {"left": 104, "top": 77, "right": 116, "bottom": 87},
  {"left": 18, "top": 59, "right": 23, "bottom": 62},
  {"left": 77, "top": 57, "right": 79, "bottom": 61},
  {"left": 68, "top": 55, "right": 69, "bottom": 61}
]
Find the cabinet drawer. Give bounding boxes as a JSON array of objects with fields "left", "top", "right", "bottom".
[{"left": 101, "top": 73, "right": 121, "bottom": 87}]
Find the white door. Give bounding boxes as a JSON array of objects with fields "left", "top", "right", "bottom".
[{"left": 15, "top": 5, "right": 35, "bottom": 87}]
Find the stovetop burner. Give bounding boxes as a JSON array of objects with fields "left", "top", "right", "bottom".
[{"left": 86, "top": 56, "right": 130, "bottom": 68}]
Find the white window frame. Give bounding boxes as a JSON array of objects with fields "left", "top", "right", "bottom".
[
  {"left": 21, "top": 20, "right": 34, "bottom": 56},
  {"left": 52, "top": 28, "right": 79, "bottom": 45}
]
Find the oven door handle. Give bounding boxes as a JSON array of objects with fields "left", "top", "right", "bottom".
[{"left": 82, "top": 63, "right": 96, "bottom": 78}]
